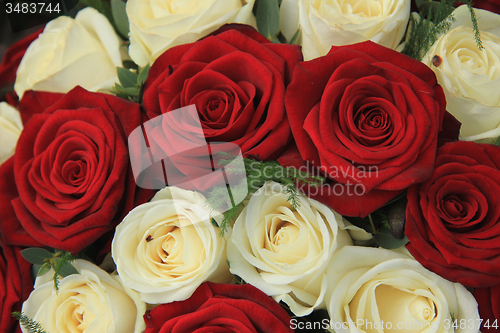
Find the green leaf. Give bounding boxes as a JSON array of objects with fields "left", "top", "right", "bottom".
[
  {"left": 137, "top": 64, "right": 151, "bottom": 85},
  {"left": 256, "top": 0, "right": 280, "bottom": 40},
  {"left": 117, "top": 67, "right": 138, "bottom": 88},
  {"left": 289, "top": 29, "right": 300, "bottom": 45},
  {"left": 123, "top": 60, "right": 139, "bottom": 70},
  {"left": 121, "top": 86, "right": 140, "bottom": 96},
  {"left": 37, "top": 264, "right": 51, "bottom": 277},
  {"left": 111, "top": 0, "right": 129, "bottom": 39},
  {"left": 20, "top": 248, "right": 53, "bottom": 265},
  {"left": 374, "top": 225, "right": 409, "bottom": 249},
  {"left": 55, "top": 260, "right": 79, "bottom": 277}
]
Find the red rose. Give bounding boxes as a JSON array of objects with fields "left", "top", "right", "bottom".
[
  {"left": 144, "top": 282, "right": 293, "bottom": 333},
  {"left": 0, "top": 87, "right": 151, "bottom": 253},
  {"left": 405, "top": 141, "right": 500, "bottom": 288},
  {"left": 0, "top": 28, "right": 43, "bottom": 103},
  {"left": 140, "top": 25, "right": 302, "bottom": 191},
  {"left": 280, "top": 41, "right": 446, "bottom": 217},
  {"left": 0, "top": 241, "right": 33, "bottom": 333},
  {"left": 474, "top": 284, "right": 500, "bottom": 333}
]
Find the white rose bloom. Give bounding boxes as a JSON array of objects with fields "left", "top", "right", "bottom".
[
  {"left": 111, "top": 186, "right": 232, "bottom": 304},
  {"left": 0, "top": 102, "right": 22, "bottom": 165},
  {"left": 280, "top": 0, "right": 410, "bottom": 60},
  {"left": 127, "top": 0, "right": 256, "bottom": 66},
  {"left": 423, "top": 5, "right": 500, "bottom": 142},
  {"left": 20, "top": 259, "right": 145, "bottom": 333},
  {"left": 227, "top": 181, "right": 352, "bottom": 317},
  {"left": 326, "top": 246, "right": 480, "bottom": 333},
  {"left": 15, "top": 7, "right": 126, "bottom": 99}
]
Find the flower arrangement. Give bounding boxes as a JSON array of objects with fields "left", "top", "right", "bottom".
[{"left": 1, "top": 0, "right": 500, "bottom": 332}]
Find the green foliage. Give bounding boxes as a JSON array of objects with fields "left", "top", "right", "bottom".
[
  {"left": 111, "top": 64, "right": 150, "bottom": 104},
  {"left": 493, "top": 136, "right": 500, "bottom": 146},
  {"left": 464, "top": 0, "right": 484, "bottom": 50},
  {"left": 344, "top": 195, "right": 409, "bottom": 249},
  {"left": 255, "top": 0, "right": 281, "bottom": 41},
  {"left": 402, "top": 0, "right": 457, "bottom": 60},
  {"left": 12, "top": 312, "right": 48, "bottom": 333},
  {"left": 20, "top": 248, "right": 77, "bottom": 293},
  {"left": 111, "top": 0, "right": 129, "bottom": 39},
  {"left": 207, "top": 155, "right": 325, "bottom": 234}
]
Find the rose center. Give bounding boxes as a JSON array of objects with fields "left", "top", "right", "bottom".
[
  {"left": 352, "top": 106, "right": 392, "bottom": 146},
  {"left": 62, "top": 159, "right": 88, "bottom": 186}
]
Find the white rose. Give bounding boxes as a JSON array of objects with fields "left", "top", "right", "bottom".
[
  {"left": 0, "top": 102, "right": 22, "bottom": 165},
  {"left": 326, "top": 246, "right": 480, "bottom": 333},
  {"left": 423, "top": 5, "right": 500, "bottom": 142},
  {"left": 127, "top": 0, "right": 256, "bottom": 66},
  {"left": 111, "top": 186, "right": 232, "bottom": 304},
  {"left": 227, "top": 181, "right": 352, "bottom": 317},
  {"left": 14, "top": 7, "right": 126, "bottom": 99},
  {"left": 280, "top": 0, "right": 410, "bottom": 60},
  {"left": 21, "top": 259, "right": 146, "bottom": 333}
]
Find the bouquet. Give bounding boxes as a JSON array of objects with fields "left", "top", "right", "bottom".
[{"left": 1, "top": 0, "right": 500, "bottom": 332}]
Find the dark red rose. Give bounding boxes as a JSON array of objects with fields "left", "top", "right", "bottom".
[
  {"left": 474, "top": 284, "right": 500, "bottom": 333},
  {"left": 0, "top": 28, "right": 43, "bottom": 103},
  {"left": 0, "top": 241, "right": 33, "bottom": 333},
  {"left": 280, "top": 41, "right": 446, "bottom": 217},
  {"left": 405, "top": 141, "right": 500, "bottom": 288},
  {"left": 0, "top": 86, "right": 152, "bottom": 253},
  {"left": 140, "top": 25, "right": 302, "bottom": 192},
  {"left": 144, "top": 282, "right": 293, "bottom": 333}
]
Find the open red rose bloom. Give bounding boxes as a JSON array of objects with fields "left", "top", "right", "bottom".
[
  {"left": 280, "top": 41, "right": 446, "bottom": 217},
  {"left": 406, "top": 141, "right": 500, "bottom": 288},
  {"left": 0, "top": 87, "right": 151, "bottom": 253}
]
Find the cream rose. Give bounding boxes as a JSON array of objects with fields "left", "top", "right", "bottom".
[
  {"left": 20, "top": 259, "right": 145, "bottom": 333},
  {"left": 111, "top": 186, "right": 231, "bottom": 304},
  {"left": 0, "top": 102, "right": 22, "bottom": 165},
  {"left": 127, "top": 0, "right": 256, "bottom": 66},
  {"left": 14, "top": 7, "right": 126, "bottom": 99},
  {"left": 280, "top": 0, "right": 410, "bottom": 60},
  {"left": 423, "top": 6, "right": 500, "bottom": 142},
  {"left": 227, "top": 181, "right": 352, "bottom": 317},
  {"left": 326, "top": 246, "right": 480, "bottom": 333}
]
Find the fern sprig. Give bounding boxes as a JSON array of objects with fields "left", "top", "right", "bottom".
[
  {"left": 464, "top": 0, "right": 484, "bottom": 50},
  {"left": 12, "top": 312, "right": 48, "bottom": 333}
]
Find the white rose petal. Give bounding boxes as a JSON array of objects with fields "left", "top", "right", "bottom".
[
  {"left": 280, "top": 0, "right": 410, "bottom": 60},
  {"left": 227, "top": 181, "right": 352, "bottom": 317},
  {"left": 127, "top": 0, "right": 256, "bottom": 66},
  {"left": 14, "top": 7, "right": 126, "bottom": 99},
  {"left": 326, "top": 246, "right": 480, "bottom": 333},
  {"left": 21, "top": 259, "right": 145, "bottom": 333},
  {"left": 423, "top": 5, "right": 500, "bottom": 142},
  {"left": 0, "top": 102, "right": 22, "bottom": 165},
  {"left": 111, "top": 186, "right": 232, "bottom": 304}
]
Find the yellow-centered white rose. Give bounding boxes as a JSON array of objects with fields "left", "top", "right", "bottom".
[
  {"left": 15, "top": 7, "right": 126, "bottom": 99},
  {"left": 227, "top": 181, "right": 352, "bottom": 317},
  {"left": 0, "top": 102, "right": 22, "bottom": 165},
  {"left": 423, "top": 5, "right": 500, "bottom": 142},
  {"left": 280, "top": 0, "right": 410, "bottom": 60},
  {"left": 127, "top": 0, "right": 256, "bottom": 66},
  {"left": 325, "top": 246, "right": 480, "bottom": 333},
  {"left": 20, "top": 259, "right": 146, "bottom": 333},
  {"left": 111, "top": 186, "right": 232, "bottom": 304}
]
